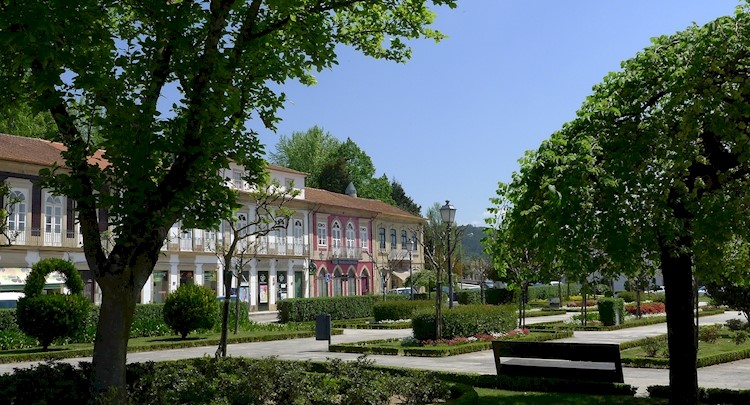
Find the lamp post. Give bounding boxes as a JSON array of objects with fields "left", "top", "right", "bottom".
[
  {"left": 440, "top": 200, "right": 456, "bottom": 309},
  {"left": 407, "top": 238, "right": 414, "bottom": 300}
]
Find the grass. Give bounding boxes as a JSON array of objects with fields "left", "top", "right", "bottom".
[
  {"left": 454, "top": 387, "right": 666, "bottom": 404},
  {"left": 620, "top": 333, "right": 750, "bottom": 368},
  {"left": 623, "top": 335, "right": 750, "bottom": 358}
]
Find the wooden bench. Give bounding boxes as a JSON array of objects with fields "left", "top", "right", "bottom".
[{"left": 492, "top": 341, "right": 624, "bottom": 383}]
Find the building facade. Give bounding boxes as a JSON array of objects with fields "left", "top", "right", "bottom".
[{"left": 0, "top": 133, "right": 424, "bottom": 310}]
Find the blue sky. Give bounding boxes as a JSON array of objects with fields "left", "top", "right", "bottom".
[{"left": 256, "top": 1, "right": 740, "bottom": 226}]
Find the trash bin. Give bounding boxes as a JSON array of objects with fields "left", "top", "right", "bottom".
[{"left": 315, "top": 313, "right": 331, "bottom": 344}]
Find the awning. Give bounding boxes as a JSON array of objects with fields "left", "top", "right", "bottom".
[
  {"left": 0, "top": 267, "right": 65, "bottom": 292},
  {"left": 391, "top": 270, "right": 410, "bottom": 282}
]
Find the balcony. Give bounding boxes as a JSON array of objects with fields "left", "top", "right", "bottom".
[{"left": 1, "top": 228, "right": 83, "bottom": 249}]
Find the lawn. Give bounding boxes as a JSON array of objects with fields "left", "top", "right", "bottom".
[
  {"left": 455, "top": 388, "right": 666, "bottom": 405},
  {"left": 621, "top": 334, "right": 750, "bottom": 368}
]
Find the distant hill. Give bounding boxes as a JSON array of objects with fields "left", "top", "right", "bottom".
[{"left": 460, "top": 225, "right": 488, "bottom": 259}]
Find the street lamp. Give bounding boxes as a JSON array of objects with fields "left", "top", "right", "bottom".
[
  {"left": 407, "top": 238, "right": 414, "bottom": 300},
  {"left": 440, "top": 200, "right": 456, "bottom": 309}
]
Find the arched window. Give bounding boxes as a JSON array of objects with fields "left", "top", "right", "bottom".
[
  {"left": 276, "top": 218, "right": 287, "bottom": 254},
  {"left": 333, "top": 268, "right": 343, "bottom": 296},
  {"left": 331, "top": 221, "right": 342, "bottom": 250},
  {"left": 293, "top": 219, "right": 304, "bottom": 255},
  {"left": 360, "top": 268, "right": 370, "bottom": 295},
  {"left": 7, "top": 190, "right": 26, "bottom": 243},
  {"left": 346, "top": 223, "right": 355, "bottom": 249},
  {"left": 347, "top": 268, "right": 357, "bottom": 296},
  {"left": 44, "top": 195, "right": 62, "bottom": 246},
  {"left": 317, "top": 268, "right": 329, "bottom": 297}
]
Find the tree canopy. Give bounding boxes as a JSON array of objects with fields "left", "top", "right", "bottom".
[
  {"left": 485, "top": 5, "right": 750, "bottom": 403},
  {"left": 0, "top": 0, "right": 456, "bottom": 399}
]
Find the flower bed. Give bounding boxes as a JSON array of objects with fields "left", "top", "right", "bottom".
[{"left": 624, "top": 302, "right": 665, "bottom": 315}]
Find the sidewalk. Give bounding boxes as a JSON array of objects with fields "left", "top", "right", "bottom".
[{"left": 0, "top": 312, "right": 747, "bottom": 395}]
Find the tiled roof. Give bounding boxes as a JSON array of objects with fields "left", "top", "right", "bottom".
[
  {"left": 0, "top": 133, "right": 108, "bottom": 169},
  {"left": 266, "top": 163, "right": 308, "bottom": 176},
  {"left": 305, "top": 187, "right": 424, "bottom": 222}
]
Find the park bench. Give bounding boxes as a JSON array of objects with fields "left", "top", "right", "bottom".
[{"left": 491, "top": 341, "right": 624, "bottom": 383}]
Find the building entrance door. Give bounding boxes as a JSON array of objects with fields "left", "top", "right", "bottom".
[
  {"left": 258, "top": 271, "right": 269, "bottom": 311},
  {"left": 294, "top": 271, "right": 304, "bottom": 298}
]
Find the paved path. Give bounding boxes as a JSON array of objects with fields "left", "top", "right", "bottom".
[{"left": 1, "top": 311, "right": 748, "bottom": 396}]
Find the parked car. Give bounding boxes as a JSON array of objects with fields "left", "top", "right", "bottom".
[
  {"left": 697, "top": 286, "right": 708, "bottom": 296},
  {"left": 431, "top": 286, "right": 458, "bottom": 302},
  {"left": 388, "top": 287, "right": 418, "bottom": 296}
]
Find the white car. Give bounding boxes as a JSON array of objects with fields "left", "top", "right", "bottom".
[{"left": 388, "top": 287, "right": 417, "bottom": 296}]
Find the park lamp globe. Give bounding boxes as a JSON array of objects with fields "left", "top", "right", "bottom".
[{"left": 439, "top": 200, "right": 456, "bottom": 225}]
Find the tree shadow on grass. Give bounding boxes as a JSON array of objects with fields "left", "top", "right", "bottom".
[{"left": 146, "top": 336, "right": 207, "bottom": 343}]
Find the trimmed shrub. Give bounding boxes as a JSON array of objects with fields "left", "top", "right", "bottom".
[
  {"left": 726, "top": 318, "right": 747, "bottom": 331},
  {"left": 699, "top": 324, "right": 722, "bottom": 344},
  {"left": 597, "top": 297, "right": 625, "bottom": 326},
  {"left": 373, "top": 300, "right": 433, "bottom": 321},
  {"left": 16, "top": 258, "right": 91, "bottom": 350},
  {"left": 616, "top": 291, "right": 637, "bottom": 303},
  {"left": 412, "top": 304, "right": 517, "bottom": 341},
  {"left": 457, "top": 289, "right": 481, "bottom": 305},
  {"left": 163, "top": 284, "right": 218, "bottom": 339},
  {"left": 277, "top": 295, "right": 406, "bottom": 322},
  {"left": 485, "top": 288, "right": 514, "bottom": 305}
]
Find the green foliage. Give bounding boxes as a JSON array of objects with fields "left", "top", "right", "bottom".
[
  {"left": 648, "top": 386, "right": 750, "bottom": 404},
  {"left": 0, "top": 309, "right": 18, "bottom": 333},
  {"left": 23, "top": 258, "right": 84, "bottom": 297},
  {"left": 0, "top": 329, "right": 37, "bottom": 350},
  {"left": 699, "top": 324, "right": 723, "bottom": 344},
  {"left": 278, "top": 295, "right": 403, "bottom": 323},
  {"left": 163, "top": 284, "right": 218, "bottom": 339},
  {"left": 411, "top": 304, "right": 517, "bottom": 341},
  {"left": 391, "top": 180, "right": 421, "bottom": 216},
  {"left": 373, "top": 300, "right": 433, "bottom": 322},
  {"left": 269, "top": 126, "right": 340, "bottom": 188},
  {"left": 485, "top": 288, "right": 515, "bottom": 305},
  {"left": 0, "top": 102, "right": 57, "bottom": 139},
  {"left": 706, "top": 282, "right": 750, "bottom": 320},
  {"left": 457, "top": 289, "right": 481, "bottom": 305},
  {"left": 597, "top": 297, "right": 625, "bottom": 326},
  {"left": 16, "top": 258, "right": 91, "bottom": 350},
  {"left": 16, "top": 294, "right": 91, "bottom": 350},
  {"left": 726, "top": 318, "right": 748, "bottom": 331},
  {"left": 527, "top": 284, "right": 581, "bottom": 300},
  {"left": 734, "top": 331, "right": 749, "bottom": 345},
  {"left": 0, "top": 357, "right": 451, "bottom": 405},
  {"left": 131, "top": 304, "right": 170, "bottom": 338},
  {"left": 642, "top": 336, "right": 668, "bottom": 358},
  {"left": 616, "top": 291, "right": 637, "bottom": 303}
]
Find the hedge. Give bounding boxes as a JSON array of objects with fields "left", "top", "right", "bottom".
[
  {"left": 527, "top": 284, "right": 581, "bottom": 300},
  {"left": 648, "top": 386, "right": 750, "bottom": 404},
  {"left": 484, "top": 289, "right": 515, "bottom": 305},
  {"left": 597, "top": 297, "right": 625, "bottom": 326},
  {"left": 277, "top": 295, "right": 407, "bottom": 323},
  {"left": 373, "top": 300, "right": 433, "bottom": 321},
  {"left": 412, "top": 305, "right": 517, "bottom": 341}
]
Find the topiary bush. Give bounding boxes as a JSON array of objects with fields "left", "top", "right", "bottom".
[
  {"left": 597, "top": 297, "right": 625, "bottom": 326},
  {"left": 373, "top": 300, "right": 433, "bottom": 321},
  {"left": 163, "top": 284, "right": 218, "bottom": 339},
  {"left": 412, "top": 304, "right": 517, "bottom": 341},
  {"left": 457, "top": 289, "right": 481, "bottom": 305},
  {"left": 16, "top": 258, "right": 91, "bottom": 350},
  {"left": 616, "top": 291, "right": 637, "bottom": 303}
]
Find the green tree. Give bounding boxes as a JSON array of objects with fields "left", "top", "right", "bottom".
[
  {"left": 0, "top": 103, "right": 57, "bottom": 139},
  {"left": 485, "top": 7, "right": 750, "bottom": 403},
  {"left": 391, "top": 179, "right": 421, "bottom": 216},
  {"left": 163, "top": 284, "right": 219, "bottom": 339},
  {"left": 0, "top": 0, "right": 456, "bottom": 398},
  {"left": 317, "top": 155, "right": 352, "bottom": 193},
  {"left": 269, "top": 126, "right": 339, "bottom": 188},
  {"left": 1, "top": 182, "right": 23, "bottom": 247}
]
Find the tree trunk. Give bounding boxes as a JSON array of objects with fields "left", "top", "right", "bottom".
[
  {"left": 90, "top": 273, "right": 140, "bottom": 402},
  {"left": 660, "top": 237, "right": 698, "bottom": 404},
  {"left": 217, "top": 267, "right": 232, "bottom": 358}
]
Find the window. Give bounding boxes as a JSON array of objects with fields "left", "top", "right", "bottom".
[
  {"left": 317, "top": 221, "right": 327, "bottom": 247},
  {"left": 378, "top": 227, "right": 386, "bottom": 250},
  {"left": 44, "top": 195, "right": 63, "bottom": 246},
  {"left": 331, "top": 221, "right": 342, "bottom": 249},
  {"left": 7, "top": 190, "right": 26, "bottom": 242},
  {"left": 347, "top": 268, "right": 356, "bottom": 296},
  {"left": 232, "top": 170, "right": 244, "bottom": 190},
  {"left": 360, "top": 226, "right": 368, "bottom": 249},
  {"left": 390, "top": 229, "right": 396, "bottom": 250},
  {"left": 275, "top": 218, "right": 287, "bottom": 251},
  {"left": 401, "top": 230, "right": 407, "bottom": 250},
  {"left": 346, "top": 223, "right": 355, "bottom": 249},
  {"left": 293, "top": 220, "right": 303, "bottom": 245}
]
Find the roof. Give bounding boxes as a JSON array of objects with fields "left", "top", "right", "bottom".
[
  {"left": 266, "top": 163, "right": 308, "bottom": 176},
  {"left": 0, "top": 133, "right": 108, "bottom": 169},
  {"left": 305, "top": 187, "right": 424, "bottom": 222}
]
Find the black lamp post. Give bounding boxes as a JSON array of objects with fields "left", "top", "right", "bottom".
[
  {"left": 440, "top": 200, "right": 456, "bottom": 309},
  {"left": 407, "top": 238, "right": 414, "bottom": 300}
]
